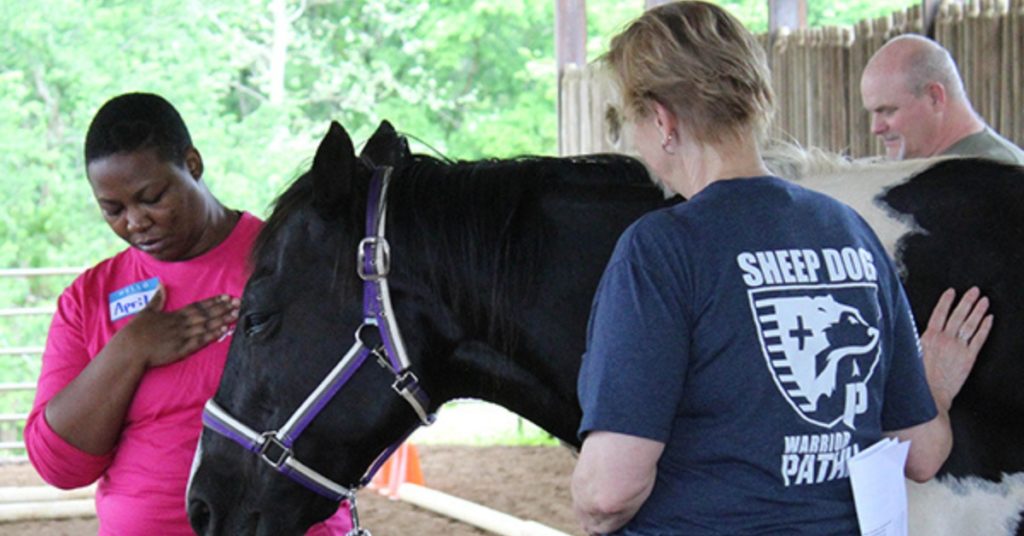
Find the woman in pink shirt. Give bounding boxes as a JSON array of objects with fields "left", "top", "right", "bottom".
[{"left": 24, "top": 93, "right": 352, "bottom": 535}]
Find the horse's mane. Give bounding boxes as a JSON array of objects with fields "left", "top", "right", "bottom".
[
  {"left": 406, "top": 152, "right": 652, "bottom": 185},
  {"left": 250, "top": 151, "right": 652, "bottom": 353},
  {"left": 390, "top": 153, "right": 650, "bottom": 350},
  {"left": 252, "top": 152, "right": 649, "bottom": 258}
]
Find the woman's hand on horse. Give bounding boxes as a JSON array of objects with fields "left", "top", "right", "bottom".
[
  {"left": 117, "top": 285, "right": 241, "bottom": 369},
  {"left": 920, "top": 287, "right": 994, "bottom": 412}
]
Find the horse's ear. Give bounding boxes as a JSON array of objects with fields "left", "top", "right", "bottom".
[
  {"left": 312, "top": 121, "right": 356, "bottom": 218},
  {"left": 360, "top": 119, "right": 411, "bottom": 167}
]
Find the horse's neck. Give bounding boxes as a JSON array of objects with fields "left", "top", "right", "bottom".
[
  {"left": 443, "top": 340, "right": 582, "bottom": 446},
  {"left": 426, "top": 181, "right": 665, "bottom": 448}
]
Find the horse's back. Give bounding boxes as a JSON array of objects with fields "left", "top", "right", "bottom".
[{"left": 800, "top": 155, "right": 1024, "bottom": 478}]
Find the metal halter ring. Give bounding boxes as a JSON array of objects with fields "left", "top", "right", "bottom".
[{"left": 258, "top": 432, "right": 291, "bottom": 469}]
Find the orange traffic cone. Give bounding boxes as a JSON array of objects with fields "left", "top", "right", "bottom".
[{"left": 367, "top": 442, "right": 424, "bottom": 500}]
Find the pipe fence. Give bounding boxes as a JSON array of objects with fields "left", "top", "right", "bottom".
[{"left": 0, "top": 268, "right": 82, "bottom": 461}]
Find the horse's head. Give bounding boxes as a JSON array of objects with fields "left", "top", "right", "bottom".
[
  {"left": 187, "top": 120, "right": 439, "bottom": 534},
  {"left": 186, "top": 118, "right": 667, "bottom": 533}
]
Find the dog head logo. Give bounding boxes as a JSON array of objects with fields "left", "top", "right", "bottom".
[{"left": 750, "top": 289, "right": 881, "bottom": 429}]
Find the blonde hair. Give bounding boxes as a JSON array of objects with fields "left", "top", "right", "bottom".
[{"left": 604, "top": 1, "right": 774, "bottom": 144}]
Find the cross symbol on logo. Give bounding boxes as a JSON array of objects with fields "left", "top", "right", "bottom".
[{"left": 789, "top": 315, "right": 813, "bottom": 350}]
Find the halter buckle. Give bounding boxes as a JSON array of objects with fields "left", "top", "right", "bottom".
[
  {"left": 357, "top": 237, "right": 390, "bottom": 281},
  {"left": 392, "top": 370, "right": 420, "bottom": 394},
  {"left": 258, "top": 432, "right": 291, "bottom": 469}
]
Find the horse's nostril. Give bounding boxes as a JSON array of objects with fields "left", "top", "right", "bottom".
[{"left": 188, "top": 497, "right": 212, "bottom": 535}]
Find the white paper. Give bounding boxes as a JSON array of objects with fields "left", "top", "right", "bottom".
[{"left": 848, "top": 437, "right": 910, "bottom": 536}]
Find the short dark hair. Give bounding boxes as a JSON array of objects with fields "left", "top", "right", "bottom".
[{"left": 84, "top": 92, "right": 193, "bottom": 166}]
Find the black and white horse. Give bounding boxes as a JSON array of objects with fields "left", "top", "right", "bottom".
[
  {"left": 187, "top": 121, "right": 1024, "bottom": 535},
  {"left": 774, "top": 148, "right": 1024, "bottom": 535}
]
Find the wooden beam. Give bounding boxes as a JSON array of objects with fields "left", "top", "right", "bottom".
[
  {"left": 921, "top": 0, "right": 943, "bottom": 37},
  {"left": 555, "top": 0, "right": 586, "bottom": 155},
  {"left": 768, "top": 0, "right": 807, "bottom": 32},
  {"left": 555, "top": 0, "right": 587, "bottom": 72}
]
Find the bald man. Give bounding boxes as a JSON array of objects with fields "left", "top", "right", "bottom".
[{"left": 860, "top": 34, "right": 1024, "bottom": 164}]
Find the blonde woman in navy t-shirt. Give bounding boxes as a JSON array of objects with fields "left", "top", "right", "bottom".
[{"left": 571, "top": 3, "right": 993, "bottom": 535}]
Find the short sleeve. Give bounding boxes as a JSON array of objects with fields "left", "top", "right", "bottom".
[{"left": 578, "top": 233, "right": 691, "bottom": 443}]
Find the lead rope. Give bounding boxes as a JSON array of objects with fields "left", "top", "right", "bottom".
[{"left": 346, "top": 495, "right": 371, "bottom": 536}]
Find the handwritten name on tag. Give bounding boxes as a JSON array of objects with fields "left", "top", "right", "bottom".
[{"left": 109, "top": 277, "right": 160, "bottom": 322}]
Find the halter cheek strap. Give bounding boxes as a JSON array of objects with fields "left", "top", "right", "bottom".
[{"left": 200, "top": 167, "right": 435, "bottom": 534}]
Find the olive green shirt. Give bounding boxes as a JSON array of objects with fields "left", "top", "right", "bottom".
[{"left": 942, "top": 127, "right": 1024, "bottom": 165}]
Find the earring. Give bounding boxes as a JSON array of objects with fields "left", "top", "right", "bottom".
[{"left": 661, "top": 134, "right": 675, "bottom": 155}]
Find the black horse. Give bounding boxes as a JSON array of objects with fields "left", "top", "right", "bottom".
[
  {"left": 186, "top": 120, "right": 669, "bottom": 534},
  {"left": 187, "top": 120, "right": 1024, "bottom": 535}
]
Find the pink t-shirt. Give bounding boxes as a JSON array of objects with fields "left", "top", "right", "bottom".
[{"left": 25, "top": 212, "right": 351, "bottom": 535}]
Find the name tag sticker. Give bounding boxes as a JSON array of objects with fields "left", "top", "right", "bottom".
[{"left": 109, "top": 277, "right": 160, "bottom": 322}]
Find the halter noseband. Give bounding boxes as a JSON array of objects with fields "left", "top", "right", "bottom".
[{"left": 200, "top": 167, "right": 435, "bottom": 535}]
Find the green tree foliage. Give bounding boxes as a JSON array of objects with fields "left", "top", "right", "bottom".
[
  {"left": 0, "top": 0, "right": 562, "bottom": 265},
  {"left": 0, "top": 0, "right": 919, "bottom": 398},
  {"left": 0, "top": 0, "right": 918, "bottom": 268},
  {"left": 0, "top": 0, "right": 566, "bottom": 409}
]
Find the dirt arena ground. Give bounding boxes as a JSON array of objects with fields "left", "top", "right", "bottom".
[{"left": 0, "top": 445, "right": 580, "bottom": 535}]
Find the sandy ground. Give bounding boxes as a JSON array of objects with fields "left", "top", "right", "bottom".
[{"left": 0, "top": 445, "right": 580, "bottom": 535}]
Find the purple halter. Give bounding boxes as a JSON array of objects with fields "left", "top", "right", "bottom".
[{"left": 199, "top": 167, "right": 435, "bottom": 533}]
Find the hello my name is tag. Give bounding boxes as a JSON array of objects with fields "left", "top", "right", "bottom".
[{"left": 109, "top": 277, "right": 160, "bottom": 322}]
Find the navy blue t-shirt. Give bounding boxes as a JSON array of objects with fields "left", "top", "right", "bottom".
[{"left": 578, "top": 177, "right": 936, "bottom": 535}]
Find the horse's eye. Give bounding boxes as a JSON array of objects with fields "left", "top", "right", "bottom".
[{"left": 244, "top": 312, "right": 277, "bottom": 337}]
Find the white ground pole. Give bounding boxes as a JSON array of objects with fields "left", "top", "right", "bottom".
[
  {"left": 0, "top": 485, "right": 96, "bottom": 522},
  {"left": 396, "top": 483, "right": 570, "bottom": 536},
  {"left": 0, "top": 483, "right": 572, "bottom": 535}
]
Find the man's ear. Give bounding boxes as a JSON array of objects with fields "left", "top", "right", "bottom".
[
  {"left": 184, "top": 147, "right": 204, "bottom": 180},
  {"left": 926, "top": 82, "right": 947, "bottom": 109}
]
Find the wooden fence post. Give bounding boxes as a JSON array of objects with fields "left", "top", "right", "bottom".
[
  {"left": 556, "top": 0, "right": 1023, "bottom": 158},
  {"left": 555, "top": 0, "right": 587, "bottom": 155},
  {"left": 769, "top": 0, "right": 807, "bottom": 32}
]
